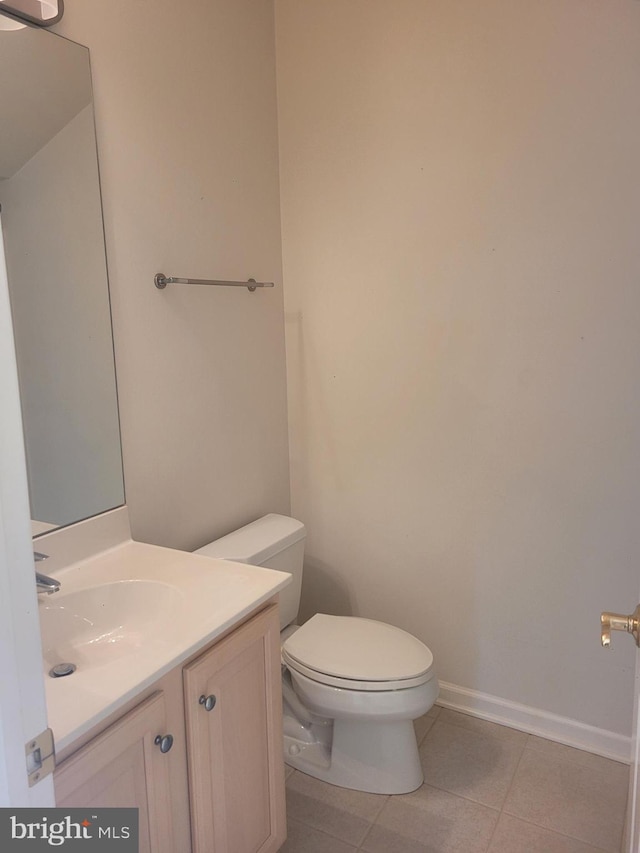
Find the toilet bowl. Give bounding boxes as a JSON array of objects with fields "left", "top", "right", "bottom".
[{"left": 196, "top": 514, "right": 439, "bottom": 794}]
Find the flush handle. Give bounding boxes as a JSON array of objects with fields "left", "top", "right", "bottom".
[
  {"left": 601, "top": 606, "right": 640, "bottom": 648},
  {"left": 199, "top": 694, "right": 217, "bottom": 712},
  {"left": 154, "top": 734, "right": 174, "bottom": 754}
]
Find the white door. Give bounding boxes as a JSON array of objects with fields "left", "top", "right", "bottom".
[
  {"left": 0, "top": 215, "right": 54, "bottom": 806},
  {"left": 629, "top": 643, "right": 640, "bottom": 853},
  {"left": 601, "top": 605, "right": 640, "bottom": 852},
  {"left": 627, "top": 612, "right": 640, "bottom": 853}
]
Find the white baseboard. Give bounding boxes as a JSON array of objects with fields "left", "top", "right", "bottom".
[{"left": 436, "top": 681, "right": 631, "bottom": 764}]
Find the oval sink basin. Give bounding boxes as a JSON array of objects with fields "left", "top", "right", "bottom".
[
  {"left": 38, "top": 539, "right": 293, "bottom": 752},
  {"left": 40, "top": 579, "right": 183, "bottom": 671}
]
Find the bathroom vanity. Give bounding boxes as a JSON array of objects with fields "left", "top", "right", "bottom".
[
  {"left": 54, "top": 605, "right": 285, "bottom": 853},
  {"left": 37, "top": 509, "right": 290, "bottom": 853}
]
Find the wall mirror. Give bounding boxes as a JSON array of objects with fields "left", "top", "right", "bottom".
[{"left": 0, "top": 22, "right": 125, "bottom": 536}]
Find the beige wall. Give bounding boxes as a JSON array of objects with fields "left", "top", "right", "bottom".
[
  {"left": 276, "top": 0, "right": 640, "bottom": 735},
  {"left": 54, "top": 0, "right": 290, "bottom": 548}
]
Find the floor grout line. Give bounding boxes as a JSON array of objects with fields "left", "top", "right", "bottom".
[
  {"left": 523, "top": 738, "right": 630, "bottom": 776},
  {"left": 369, "top": 792, "right": 389, "bottom": 823},
  {"left": 284, "top": 711, "right": 629, "bottom": 853},
  {"left": 492, "top": 811, "right": 614, "bottom": 853},
  {"left": 287, "top": 815, "right": 360, "bottom": 851},
  {"left": 356, "top": 819, "right": 375, "bottom": 852}
]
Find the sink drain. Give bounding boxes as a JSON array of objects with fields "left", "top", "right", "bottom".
[{"left": 49, "top": 663, "right": 76, "bottom": 678}]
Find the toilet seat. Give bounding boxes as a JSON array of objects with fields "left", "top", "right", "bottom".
[{"left": 282, "top": 614, "right": 435, "bottom": 691}]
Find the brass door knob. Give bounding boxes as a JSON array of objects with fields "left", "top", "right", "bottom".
[{"left": 601, "top": 606, "right": 640, "bottom": 648}]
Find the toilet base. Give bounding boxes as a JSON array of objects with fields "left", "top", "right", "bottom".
[{"left": 284, "top": 716, "right": 424, "bottom": 795}]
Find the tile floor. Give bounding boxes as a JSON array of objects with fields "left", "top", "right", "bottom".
[{"left": 280, "top": 706, "right": 629, "bottom": 853}]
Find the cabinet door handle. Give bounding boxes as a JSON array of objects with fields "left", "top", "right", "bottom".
[
  {"left": 199, "top": 694, "right": 217, "bottom": 712},
  {"left": 154, "top": 734, "right": 174, "bottom": 753}
]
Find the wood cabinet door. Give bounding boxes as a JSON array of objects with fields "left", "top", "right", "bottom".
[
  {"left": 184, "top": 604, "right": 286, "bottom": 853},
  {"left": 54, "top": 692, "right": 176, "bottom": 853}
]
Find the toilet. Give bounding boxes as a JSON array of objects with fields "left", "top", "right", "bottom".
[{"left": 196, "top": 514, "right": 438, "bottom": 794}]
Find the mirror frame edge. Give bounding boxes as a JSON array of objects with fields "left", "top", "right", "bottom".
[{"left": 0, "top": 0, "right": 64, "bottom": 28}]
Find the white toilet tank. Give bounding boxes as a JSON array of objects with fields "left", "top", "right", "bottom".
[{"left": 195, "top": 513, "right": 306, "bottom": 630}]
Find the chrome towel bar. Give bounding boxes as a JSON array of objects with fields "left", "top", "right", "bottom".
[{"left": 154, "top": 273, "right": 274, "bottom": 292}]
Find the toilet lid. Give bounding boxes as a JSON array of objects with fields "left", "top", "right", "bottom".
[{"left": 282, "top": 614, "right": 434, "bottom": 690}]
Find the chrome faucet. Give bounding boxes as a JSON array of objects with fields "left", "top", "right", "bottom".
[{"left": 34, "top": 552, "right": 60, "bottom": 595}]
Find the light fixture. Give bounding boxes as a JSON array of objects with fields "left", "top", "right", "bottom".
[
  {"left": 0, "top": 0, "right": 63, "bottom": 27},
  {"left": 37, "top": 0, "right": 58, "bottom": 19},
  {"left": 0, "top": 13, "right": 25, "bottom": 29}
]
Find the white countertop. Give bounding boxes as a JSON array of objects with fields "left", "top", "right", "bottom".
[{"left": 41, "top": 539, "right": 291, "bottom": 753}]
